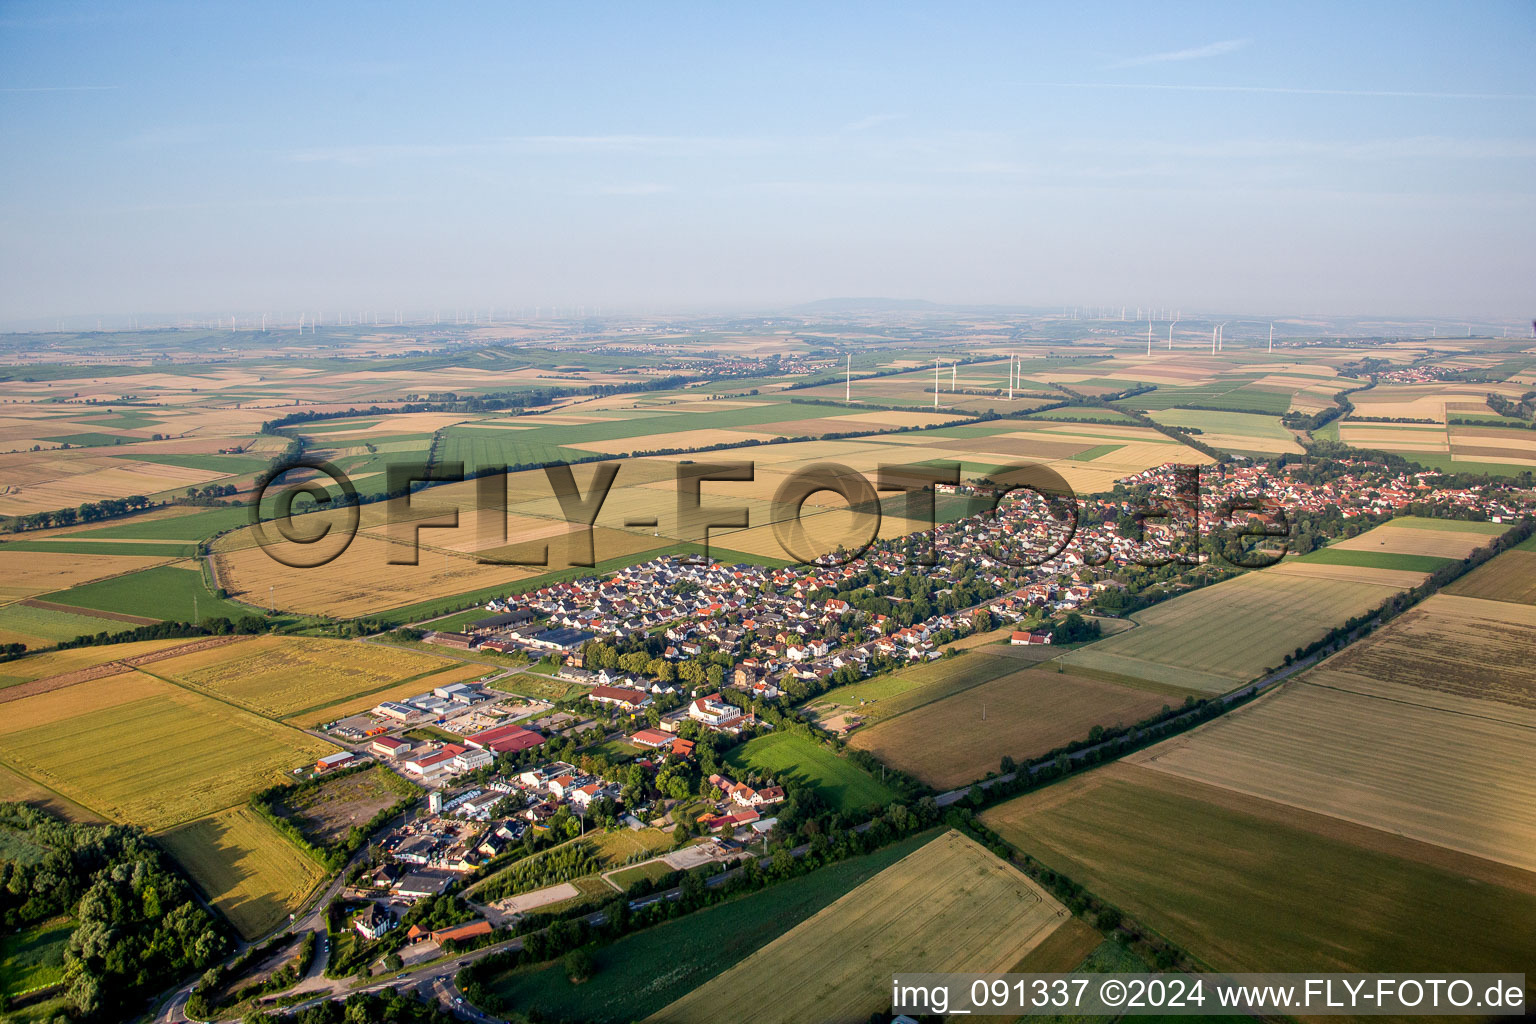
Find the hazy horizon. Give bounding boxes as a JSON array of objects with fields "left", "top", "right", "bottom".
[{"left": 3, "top": 1, "right": 1534, "bottom": 323}]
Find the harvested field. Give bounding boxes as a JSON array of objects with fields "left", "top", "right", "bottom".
[
  {"left": 981, "top": 764, "right": 1536, "bottom": 976},
  {"left": 648, "top": 831, "right": 1067, "bottom": 1024},
  {"left": 1260, "top": 560, "right": 1430, "bottom": 587},
  {"left": 1060, "top": 570, "right": 1411, "bottom": 691},
  {"left": 1443, "top": 547, "right": 1536, "bottom": 604},
  {"left": 1130, "top": 680, "right": 1536, "bottom": 872},
  {"left": 146, "top": 634, "right": 468, "bottom": 719},
  {"left": 850, "top": 666, "right": 1175, "bottom": 789},
  {"left": 0, "top": 637, "right": 203, "bottom": 691},
  {"left": 0, "top": 549, "right": 171, "bottom": 603},
  {"left": 1310, "top": 593, "right": 1536, "bottom": 710},
  {"left": 158, "top": 805, "right": 325, "bottom": 940},
  {"left": 0, "top": 671, "right": 330, "bottom": 829},
  {"left": 1331, "top": 519, "right": 1504, "bottom": 559},
  {"left": 216, "top": 534, "right": 546, "bottom": 617}
]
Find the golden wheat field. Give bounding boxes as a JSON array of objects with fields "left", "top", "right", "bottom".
[
  {"left": 0, "top": 550, "right": 173, "bottom": 603},
  {"left": 158, "top": 805, "right": 326, "bottom": 940},
  {"left": 647, "top": 831, "right": 1068, "bottom": 1024},
  {"left": 0, "top": 670, "right": 330, "bottom": 828},
  {"left": 143, "top": 634, "right": 471, "bottom": 718},
  {"left": 284, "top": 661, "right": 490, "bottom": 726},
  {"left": 0, "top": 637, "right": 201, "bottom": 688},
  {"left": 1331, "top": 519, "right": 1504, "bottom": 559}
]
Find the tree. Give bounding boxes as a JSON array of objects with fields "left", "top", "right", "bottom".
[{"left": 563, "top": 947, "right": 595, "bottom": 983}]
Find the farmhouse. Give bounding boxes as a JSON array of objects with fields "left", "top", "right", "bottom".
[{"left": 1011, "top": 630, "right": 1053, "bottom": 646}]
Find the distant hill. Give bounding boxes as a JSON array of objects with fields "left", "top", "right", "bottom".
[{"left": 792, "top": 297, "right": 941, "bottom": 313}]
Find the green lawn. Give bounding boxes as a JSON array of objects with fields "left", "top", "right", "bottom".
[
  {"left": 0, "top": 917, "right": 73, "bottom": 998},
  {"left": 486, "top": 829, "right": 939, "bottom": 1023},
  {"left": 41, "top": 563, "right": 257, "bottom": 622},
  {"left": 725, "top": 731, "right": 897, "bottom": 813},
  {"left": 1294, "top": 548, "right": 1454, "bottom": 573}
]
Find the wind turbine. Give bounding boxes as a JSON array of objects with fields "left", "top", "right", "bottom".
[
  {"left": 933, "top": 359, "right": 940, "bottom": 410},
  {"left": 1007, "top": 354, "right": 1014, "bottom": 401},
  {"left": 1268, "top": 323, "right": 1274, "bottom": 352},
  {"left": 1211, "top": 326, "right": 1218, "bottom": 355},
  {"left": 1168, "top": 320, "right": 1178, "bottom": 349},
  {"left": 845, "top": 355, "right": 851, "bottom": 403},
  {"left": 951, "top": 363, "right": 957, "bottom": 391},
  {"left": 1146, "top": 322, "right": 1153, "bottom": 356}
]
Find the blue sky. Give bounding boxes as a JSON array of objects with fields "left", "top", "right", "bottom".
[{"left": 1, "top": 1, "right": 1533, "bottom": 324}]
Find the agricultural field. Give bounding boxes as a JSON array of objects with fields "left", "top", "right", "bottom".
[
  {"left": 0, "top": 636, "right": 207, "bottom": 691},
  {"left": 1058, "top": 567, "right": 1420, "bottom": 692},
  {"left": 1131, "top": 672, "right": 1536, "bottom": 871},
  {"left": 648, "top": 831, "right": 1069, "bottom": 1024},
  {"left": 486, "top": 829, "right": 941, "bottom": 1023},
  {"left": 1443, "top": 546, "right": 1536, "bottom": 604},
  {"left": 0, "top": 548, "right": 174, "bottom": 605},
  {"left": 1306, "top": 592, "right": 1536, "bottom": 710},
  {"left": 1146, "top": 409, "right": 1303, "bottom": 454},
  {"left": 40, "top": 560, "right": 254, "bottom": 622},
  {"left": 725, "top": 731, "right": 896, "bottom": 813},
  {"left": 144, "top": 634, "right": 473, "bottom": 719},
  {"left": 849, "top": 665, "right": 1176, "bottom": 789},
  {"left": 1292, "top": 547, "right": 1453, "bottom": 573},
  {"left": 981, "top": 763, "right": 1536, "bottom": 976},
  {"left": 0, "top": 601, "right": 136, "bottom": 649},
  {"left": 0, "top": 670, "right": 330, "bottom": 828},
  {"left": 1328, "top": 516, "right": 1506, "bottom": 560},
  {"left": 157, "top": 805, "right": 326, "bottom": 940},
  {"left": 805, "top": 648, "right": 1023, "bottom": 728},
  {"left": 0, "top": 763, "right": 104, "bottom": 822}
]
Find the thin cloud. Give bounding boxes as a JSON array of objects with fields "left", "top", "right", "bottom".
[
  {"left": 1108, "top": 38, "right": 1250, "bottom": 68},
  {"left": 1045, "top": 82, "right": 1536, "bottom": 101},
  {"left": 843, "top": 113, "right": 905, "bottom": 132}
]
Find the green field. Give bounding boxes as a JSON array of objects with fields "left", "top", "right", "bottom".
[
  {"left": 434, "top": 427, "right": 600, "bottom": 472},
  {"left": 1147, "top": 408, "right": 1296, "bottom": 441},
  {"left": 1294, "top": 548, "right": 1453, "bottom": 572},
  {"left": 1059, "top": 571, "right": 1408, "bottom": 691},
  {"left": 1396, "top": 451, "right": 1535, "bottom": 478},
  {"left": 810, "top": 649, "right": 1022, "bottom": 723},
  {"left": 725, "top": 731, "right": 896, "bottom": 813},
  {"left": 0, "top": 603, "right": 127, "bottom": 645},
  {"left": 486, "top": 830, "right": 939, "bottom": 1023},
  {"left": 39, "top": 431, "right": 135, "bottom": 447},
  {"left": 981, "top": 765, "right": 1536, "bottom": 976},
  {"left": 1, "top": 539, "right": 197, "bottom": 557},
  {"left": 117, "top": 452, "right": 270, "bottom": 474},
  {"left": 0, "top": 917, "right": 72, "bottom": 998},
  {"left": 71, "top": 505, "right": 254, "bottom": 541},
  {"left": 1116, "top": 378, "right": 1293, "bottom": 415},
  {"left": 1025, "top": 406, "right": 1137, "bottom": 422},
  {"left": 42, "top": 563, "right": 256, "bottom": 622},
  {"left": 1381, "top": 515, "right": 1510, "bottom": 534}
]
